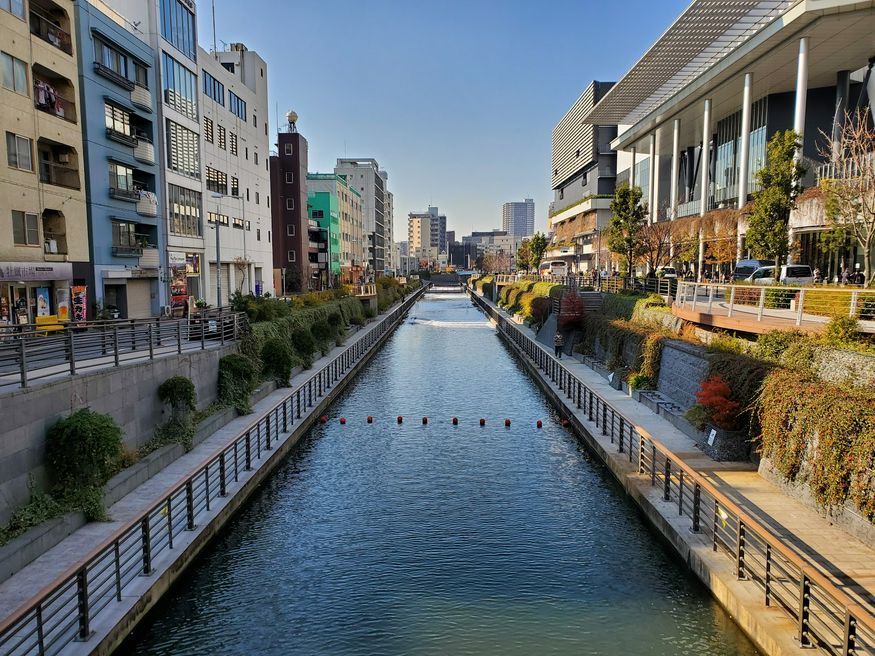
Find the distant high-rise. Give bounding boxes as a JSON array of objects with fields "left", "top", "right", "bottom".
[{"left": 502, "top": 199, "right": 535, "bottom": 236}]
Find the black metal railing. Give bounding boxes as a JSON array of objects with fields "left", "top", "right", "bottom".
[
  {"left": 469, "top": 290, "right": 874, "bottom": 656},
  {"left": 0, "top": 288, "right": 426, "bottom": 655}
]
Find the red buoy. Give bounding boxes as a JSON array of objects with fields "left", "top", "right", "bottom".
[
  {"left": 505, "top": 419, "right": 511, "bottom": 427},
  {"left": 340, "top": 417, "right": 346, "bottom": 425},
  {"left": 452, "top": 417, "right": 459, "bottom": 425},
  {"left": 536, "top": 420, "right": 543, "bottom": 429},
  {"left": 319, "top": 416, "right": 328, "bottom": 424},
  {"left": 397, "top": 416, "right": 403, "bottom": 424},
  {"left": 367, "top": 416, "right": 373, "bottom": 423},
  {"left": 561, "top": 419, "right": 570, "bottom": 428},
  {"left": 479, "top": 418, "right": 486, "bottom": 426},
  {"left": 422, "top": 416, "right": 428, "bottom": 425}
]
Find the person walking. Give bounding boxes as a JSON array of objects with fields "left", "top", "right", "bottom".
[{"left": 554, "top": 331, "right": 565, "bottom": 359}]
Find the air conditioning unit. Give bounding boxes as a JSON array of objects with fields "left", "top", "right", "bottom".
[
  {"left": 162, "top": 305, "right": 172, "bottom": 317},
  {"left": 57, "top": 153, "right": 70, "bottom": 164}
]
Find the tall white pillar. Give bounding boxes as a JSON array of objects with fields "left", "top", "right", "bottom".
[
  {"left": 700, "top": 99, "right": 712, "bottom": 217},
  {"left": 648, "top": 133, "right": 657, "bottom": 222},
  {"left": 630, "top": 146, "right": 637, "bottom": 188},
  {"left": 793, "top": 37, "right": 809, "bottom": 146},
  {"left": 670, "top": 119, "right": 680, "bottom": 220},
  {"left": 738, "top": 73, "right": 753, "bottom": 210}
]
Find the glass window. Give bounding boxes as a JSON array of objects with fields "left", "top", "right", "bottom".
[
  {"left": 160, "top": 0, "right": 196, "bottom": 61},
  {"left": 109, "top": 162, "right": 134, "bottom": 191},
  {"left": 133, "top": 61, "right": 148, "bottom": 88},
  {"left": 287, "top": 250, "right": 296, "bottom": 262},
  {"left": 286, "top": 224, "right": 295, "bottom": 236},
  {"left": 205, "top": 167, "right": 227, "bottom": 194},
  {"left": 286, "top": 198, "right": 294, "bottom": 210},
  {"left": 6, "top": 132, "right": 32, "bottom": 171},
  {"left": 218, "top": 125, "right": 226, "bottom": 150},
  {"left": 1, "top": 0, "right": 25, "bottom": 20},
  {"left": 208, "top": 212, "right": 229, "bottom": 225},
  {"left": 229, "top": 92, "right": 246, "bottom": 120},
  {"left": 168, "top": 184, "right": 201, "bottom": 236},
  {"left": 230, "top": 176, "right": 239, "bottom": 196},
  {"left": 12, "top": 210, "right": 39, "bottom": 245},
  {"left": 285, "top": 172, "right": 294, "bottom": 184},
  {"left": 203, "top": 116, "right": 213, "bottom": 143},
  {"left": 202, "top": 71, "right": 224, "bottom": 105},
  {"left": 161, "top": 52, "right": 197, "bottom": 120},
  {"left": 166, "top": 119, "right": 200, "bottom": 178},
  {"left": 1, "top": 51, "right": 28, "bottom": 95},
  {"left": 94, "top": 38, "right": 127, "bottom": 77},
  {"left": 112, "top": 221, "right": 137, "bottom": 247},
  {"left": 105, "top": 104, "right": 131, "bottom": 136},
  {"left": 229, "top": 132, "right": 238, "bottom": 156}
]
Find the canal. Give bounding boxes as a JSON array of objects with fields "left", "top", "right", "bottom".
[{"left": 121, "top": 293, "right": 758, "bottom": 655}]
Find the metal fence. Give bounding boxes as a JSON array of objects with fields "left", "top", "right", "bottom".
[
  {"left": 676, "top": 282, "right": 875, "bottom": 327},
  {"left": 491, "top": 274, "right": 676, "bottom": 297},
  {"left": 0, "top": 309, "right": 242, "bottom": 391},
  {"left": 0, "top": 289, "right": 424, "bottom": 656},
  {"left": 471, "top": 291, "right": 874, "bottom": 655}
]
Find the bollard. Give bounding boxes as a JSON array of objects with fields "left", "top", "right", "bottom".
[
  {"left": 452, "top": 417, "right": 458, "bottom": 425},
  {"left": 422, "top": 416, "right": 428, "bottom": 425},
  {"left": 367, "top": 416, "right": 373, "bottom": 423},
  {"left": 397, "top": 416, "right": 403, "bottom": 424},
  {"left": 479, "top": 418, "right": 486, "bottom": 426},
  {"left": 536, "top": 420, "right": 542, "bottom": 429}
]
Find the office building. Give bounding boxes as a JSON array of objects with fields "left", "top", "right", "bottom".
[
  {"left": 501, "top": 198, "right": 535, "bottom": 237},
  {"left": 1, "top": 0, "right": 89, "bottom": 324},
  {"left": 334, "top": 158, "right": 388, "bottom": 276},
  {"left": 308, "top": 173, "right": 364, "bottom": 283}
]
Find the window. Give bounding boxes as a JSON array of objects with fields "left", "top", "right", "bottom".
[
  {"left": 6, "top": 132, "right": 32, "bottom": 171},
  {"left": 160, "top": 0, "right": 196, "bottom": 61},
  {"left": 1, "top": 52, "right": 28, "bottom": 95},
  {"left": 133, "top": 61, "right": 148, "bottom": 88},
  {"left": 168, "top": 183, "right": 201, "bottom": 236},
  {"left": 284, "top": 143, "right": 292, "bottom": 156},
  {"left": 252, "top": 114, "right": 257, "bottom": 128},
  {"left": 203, "top": 116, "right": 213, "bottom": 143},
  {"left": 205, "top": 167, "right": 227, "bottom": 194},
  {"left": 232, "top": 217, "right": 244, "bottom": 229},
  {"left": 287, "top": 250, "right": 296, "bottom": 262},
  {"left": 94, "top": 38, "right": 127, "bottom": 78},
  {"left": 254, "top": 152, "right": 259, "bottom": 166},
  {"left": 230, "top": 176, "right": 239, "bottom": 196},
  {"left": 286, "top": 197, "right": 294, "bottom": 210},
  {"left": 166, "top": 119, "right": 199, "bottom": 178},
  {"left": 229, "top": 132, "right": 238, "bottom": 156},
  {"left": 286, "top": 224, "right": 295, "bottom": 237},
  {"left": 255, "top": 191, "right": 259, "bottom": 205},
  {"left": 202, "top": 71, "right": 224, "bottom": 105},
  {"left": 244, "top": 147, "right": 248, "bottom": 161},
  {"left": 207, "top": 212, "right": 229, "bottom": 225},
  {"left": 256, "top": 228, "right": 261, "bottom": 241},
  {"left": 229, "top": 92, "right": 246, "bottom": 120},
  {"left": 285, "top": 172, "right": 294, "bottom": 184},
  {"left": 109, "top": 161, "right": 134, "bottom": 192},
  {"left": 268, "top": 230, "right": 270, "bottom": 243},
  {"left": 246, "top": 188, "right": 249, "bottom": 201},
  {"left": 112, "top": 220, "right": 137, "bottom": 247},
  {"left": 218, "top": 125, "right": 226, "bottom": 150},
  {"left": 311, "top": 209, "right": 324, "bottom": 219},
  {"left": 105, "top": 104, "right": 131, "bottom": 136},
  {"left": 245, "top": 220, "right": 250, "bottom": 231},
  {"left": 162, "top": 53, "right": 197, "bottom": 119},
  {"left": 12, "top": 210, "right": 39, "bottom": 245},
  {"left": 267, "top": 196, "right": 270, "bottom": 208},
  {"left": 1, "top": 0, "right": 25, "bottom": 19}
]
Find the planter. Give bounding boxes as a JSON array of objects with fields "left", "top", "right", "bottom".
[{"left": 700, "top": 424, "right": 749, "bottom": 462}]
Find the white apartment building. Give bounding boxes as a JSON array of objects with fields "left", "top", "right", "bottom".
[
  {"left": 334, "top": 158, "right": 388, "bottom": 276},
  {"left": 199, "top": 42, "right": 272, "bottom": 304},
  {"left": 501, "top": 198, "right": 535, "bottom": 237}
]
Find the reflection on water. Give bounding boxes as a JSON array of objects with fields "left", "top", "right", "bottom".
[{"left": 121, "top": 294, "right": 758, "bottom": 656}]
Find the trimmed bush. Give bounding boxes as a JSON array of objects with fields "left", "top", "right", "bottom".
[
  {"left": 262, "top": 337, "right": 294, "bottom": 386},
  {"left": 218, "top": 354, "right": 259, "bottom": 414},
  {"left": 291, "top": 327, "right": 317, "bottom": 367},
  {"left": 157, "top": 376, "right": 196, "bottom": 412},
  {"left": 46, "top": 409, "right": 123, "bottom": 489},
  {"left": 754, "top": 329, "right": 806, "bottom": 362}
]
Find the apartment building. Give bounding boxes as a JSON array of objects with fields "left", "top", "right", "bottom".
[
  {"left": 384, "top": 189, "right": 395, "bottom": 275},
  {"left": 501, "top": 198, "right": 535, "bottom": 237},
  {"left": 1, "top": 0, "right": 89, "bottom": 324},
  {"left": 200, "top": 42, "right": 272, "bottom": 305},
  {"left": 74, "top": 0, "right": 161, "bottom": 319},
  {"left": 334, "top": 158, "right": 388, "bottom": 276},
  {"left": 308, "top": 172, "right": 364, "bottom": 284}
]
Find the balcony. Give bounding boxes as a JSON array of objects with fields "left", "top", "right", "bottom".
[
  {"left": 308, "top": 220, "right": 319, "bottom": 230},
  {"left": 130, "top": 85, "right": 152, "bottom": 112},
  {"left": 39, "top": 160, "right": 80, "bottom": 189},
  {"left": 42, "top": 209, "right": 68, "bottom": 257},
  {"left": 33, "top": 77, "right": 77, "bottom": 123},
  {"left": 110, "top": 186, "right": 140, "bottom": 202},
  {"left": 29, "top": 8, "right": 72, "bottom": 55},
  {"left": 140, "top": 247, "right": 159, "bottom": 268},
  {"left": 136, "top": 192, "right": 158, "bottom": 217},
  {"left": 94, "top": 62, "right": 134, "bottom": 91},
  {"left": 133, "top": 138, "right": 155, "bottom": 165},
  {"left": 111, "top": 245, "right": 143, "bottom": 257},
  {"left": 106, "top": 127, "right": 138, "bottom": 148}
]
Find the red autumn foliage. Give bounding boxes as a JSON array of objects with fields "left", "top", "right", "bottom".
[
  {"left": 558, "top": 292, "right": 584, "bottom": 330},
  {"left": 695, "top": 376, "right": 741, "bottom": 430}
]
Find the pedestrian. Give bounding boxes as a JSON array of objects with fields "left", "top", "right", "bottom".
[
  {"left": 554, "top": 331, "right": 565, "bottom": 359},
  {"left": 813, "top": 267, "right": 822, "bottom": 284},
  {"left": 841, "top": 268, "right": 849, "bottom": 285}
]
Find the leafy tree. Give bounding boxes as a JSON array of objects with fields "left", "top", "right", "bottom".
[
  {"left": 819, "top": 111, "right": 875, "bottom": 287},
  {"left": 745, "top": 130, "right": 805, "bottom": 265},
  {"left": 607, "top": 183, "right": 647, "bottom": 276},
  {"left": 516, "top": 239, "right": 532, "bottom": 271},
  {"left": 528, "top": 232, "right": 548, "bottom": 270}
]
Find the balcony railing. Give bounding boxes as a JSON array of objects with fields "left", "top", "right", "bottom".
[
  {"left": 112, "top": 245, "right": 143, "bottom": 257},
  {"left": 29, "top": 9, "right": 72, "bottom": 55},
  {"left": 34, "top": 82, "right": 77, "bottom": 123},
  {"left": 130, "top": 85, "right": 152, "bottom": 112},
  {"left": 133, "top": 139, "right": 155, "bottom": 165},
  {"left": 106, "top": 127, "right": 137, "bottom": 148},
  {"left": 816, "top": 155, "right": 874, "bottom": 189},
  {"left": 136, "top": 195, "right": 158, "bottom": 217},
  {"left": 94, "top": 62, "right": 134, "bottom": 91},
  {"left": 109, "top": 187, "right": 140, "bottom": 202},
  {"left": 39, "top": 161, "right": 79, "bottom": 189}
]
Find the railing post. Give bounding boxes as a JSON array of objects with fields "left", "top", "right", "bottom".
[
  {"left": 736, "top": 520, "right": 746, "bottom": 579},
  {"left": 177, "top": 320, "right": 182, "bottom": 354},
  {"left": 219, "top": 452, "right": 227, "bottom": 496},
  {"left": 141, "top": 516, "right": 152, "bottom": 574},
  {"left": 849, "top": 291, "right": 859, "bottom": 318},
  {"left": 798, "top": 571, "right": 812, "bottom": 647},
  {"left": 220, "top": 309, "right": 226, "bottom": 345},
  {"left": 678, "top": 470, "right": 684, "bottom": 515},
  {"left": 75, "top": 568, "right": 90, "bottom": 641},
  {"left": 18, "top": 337, "right": 28, "bottom": 388},
  {"left": 765, "top": 544, "right": 772, "bottom": 606},
  {"left": 757, "top": 287, "right": 766, "bottom": 321},
  {"left": 618, "top": 417, "right": 625, "bottom": 453},
  {"left": 663, "top": 458, "right": 671, "bottom": 500},
  {"left": 637, "top": 436, "right": 645, "bottom": 474},
  {"left": 147, "top": 323, "right": 154, "bottom": 360},
  {"left": 68, "top": 329, "right": 76, "bottom": 375},
  {"left": 601, "top": 405, "right": 607, "bottom": 436},
  {"left": 651, "top": 444, "right": 657, "bottom": 485},
  {"left": 727, "top": 286, "right": 736, "bottom": 318},
  {"left": 186, "top": 480, "right": 195, "bottom": 529},
  {"left": 114, "top": 540, "right": 122, "bottom": 601},
  {"left": 843, "top": 609, "right": 857, "bottom": 655},
  {"left": 245, "top": 431, "right": 252, "bottom": 470},
  {"left": 113, "top": 326, "right": 120, "bottom": 366},
  {"left": 200, "top": 316, "right": 206, "bottom": 350},
  {"left": 713, "top": 500, "right": 720, "bottom": 550},
  {"left": 283, "top": 402, "right": 288, "bottom": 433},
  {"left": 266, "top": 414, "right": 272, "bottom": 450},
  {"left": 692, "top": 483, "right": 701, "bottom": 532},
  {"left": 796, "top": 288, "right": 805, "bottom": 326},
  {"left": 692, "top": 283, "right": 699, "bottom": 311},
  {"left": 707, "top": 284, "right": 714, "bottom": 313}
]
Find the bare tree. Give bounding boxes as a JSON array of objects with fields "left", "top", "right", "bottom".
[
  {"left": 819, "top": 111, "right": 875, "bottom": 286},
  {"left": 233, "top": 256, "right": 251, "bottom": 292},
  {"left": 637, "top": 220, "right": 673, "bottom": 273}
]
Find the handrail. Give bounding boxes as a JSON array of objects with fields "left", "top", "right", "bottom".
[
  {"left": 470, "top": 288, "right": 874, "bottom": 654},
  {"left": 0, "top": 287, "right": 426, "bottom": 655}
]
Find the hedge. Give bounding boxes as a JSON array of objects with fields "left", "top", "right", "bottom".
[{"left": 574, "top": 313, "right": 665, "bottom": 382}]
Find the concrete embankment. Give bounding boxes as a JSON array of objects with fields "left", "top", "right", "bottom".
[
  {"left": 470, "top": 290, "right": 812, "bottom": 656},
  {"left": 0, "top": 289, "right": 426, "bottom": 656}
]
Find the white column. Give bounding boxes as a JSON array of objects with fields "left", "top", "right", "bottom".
[
  {"left": 738, "top": 73, "right": 753, "bottom": 210},
  {"left": 630, "top": 146, "right": 637, "bottom": 187},
  {"left": 793, "top": 37, "right": 809, "bottom": 146},
  {"left": 670, "top": 119, "right": 680, "bottom": 220},
  {"left": 700, "top": 98, "right": 712, "bottom": 217},
  {"left": 648, "top": 133, "right": 657, "bottom": 222}
]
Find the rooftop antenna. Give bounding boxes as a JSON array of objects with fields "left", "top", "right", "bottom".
[{"left": 211, "top": 0, "right": 217, "bottom": 56}]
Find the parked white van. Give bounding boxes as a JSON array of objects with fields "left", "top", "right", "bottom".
[
  {"left": 745, "top": 265, "right": 814, "bottom": 286},
  {"left": 541, "top": 261, "right": 568, "bottom": 278}
]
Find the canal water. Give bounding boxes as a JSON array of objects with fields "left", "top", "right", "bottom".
[{"left": 122, "top": 293, "right": 758, "bottom": 655}]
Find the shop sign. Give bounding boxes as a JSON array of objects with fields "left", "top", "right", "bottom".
[
  {"left": 56, "top": 288, "right": 70, "bottom": 322},
  {"left": 71, "top": 286, "right": 87, "bottom": 323},
  {"left": 35, "top": 287, "right": 50, "bottom": 317},
  {"left": 0, "top": 262, "right": 73, "bottom": 282}
]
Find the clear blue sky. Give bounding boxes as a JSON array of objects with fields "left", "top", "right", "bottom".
[{"left": 201, "top": 0, "right": 688, "bottom": 238}]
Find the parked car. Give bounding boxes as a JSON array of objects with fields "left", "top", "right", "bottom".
[
  {"left": 732, "top": 259, "right": 774, "bottom": 281},
  {"left": 541, "top": 260, "right": 568, "bottom": 278},
  {"left": 655, "top": 266, "right": 677, "bottom": 279},
  {"left": 745, "top": 265, "right": 815, "bottom": 286}
]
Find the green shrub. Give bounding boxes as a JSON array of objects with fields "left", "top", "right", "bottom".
[
  {"left": 823, "top": 314, "right": 862, "bottom": 347},
  {"left": 310, "top": 319, "right": 335, "bottom": 351},
  {"left": 261, "top": 337, "right": 294, "bottom": 386},
  {"left": 764, "top": 287, "right": 797, "bottom": 310},
  {"left": 685, "top": 405, "right": 709, "bottom": 431},
  {"left": 46, "top": 409, "right": 123, "bottom": 489},
  {"left": 157, "top": 376, "right": 196, "bottom": 412},
  {"left": 754, "top": 330, "right": 806, "bottom": 362},
  {"left": 291, "top": 327, "right": 317, "bottom": 366},
  {"left": 628, "top": 372, "right": 655, "bottom": 390},
  {"left": 217, "top": 354, "right": 259, "bottom": 414},
  {"left": 602, "top": 292, "right": 643, "bottom": 320}
]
